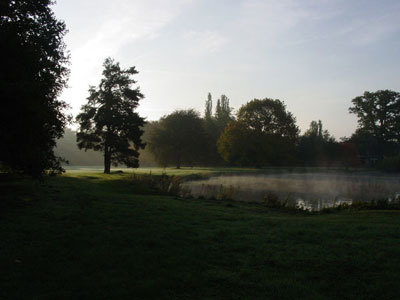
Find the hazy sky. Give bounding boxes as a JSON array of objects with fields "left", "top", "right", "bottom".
[{"left": 53, "top": 0, "right": 400, "bottom": 138}]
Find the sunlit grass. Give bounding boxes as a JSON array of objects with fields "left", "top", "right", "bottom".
[{"left": 64, "top": 166, "right": 264, "bottom": 176}]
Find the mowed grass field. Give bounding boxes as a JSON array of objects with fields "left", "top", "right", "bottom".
[{"left": 1, "top": 169, "right": 400, "bottom": 299}]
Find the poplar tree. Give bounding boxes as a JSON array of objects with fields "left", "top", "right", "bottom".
[{"left": 205, "top": 93, "right": 213, "bottom": 120}]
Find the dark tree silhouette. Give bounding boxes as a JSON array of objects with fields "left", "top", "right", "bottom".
[
  {"left": 349, "top": 90, "right": 400, "bottom": 153},
  {"left": 76, "top": 58, "right": 145, "bottom": 174},
  {"left": 0, "top": 0, "right": 70, "bottom": 177},
  {"left": 237, "top": 99, "right": 299, "bottom": 141},
  {"left": 148, "top": 109, "right": 206, "bottom": 168},
  {"left": 298, "top": 120, "right": 339, "bottom": 166},
  {"left": 218, "top": 98, "right": 299, "bottom": 167}
]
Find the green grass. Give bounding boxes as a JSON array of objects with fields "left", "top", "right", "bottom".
[
  {"left": 63, "top": 165, "right": 372, "bottom": 176},
  {"left": 1, "top": 170, "right": 400, "bottom": 299},
  {"left": 63, "top": 166, "right": 269, "bottom": 177}
]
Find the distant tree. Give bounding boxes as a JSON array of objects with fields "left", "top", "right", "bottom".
[
  {"left": 205, "top": 92, "right": 213, "bottom": 121},
  {"left": 148, "top": 110, "right": 206, "bottom": 168},
  {"left": 218, "top": 98, "right": 299, "bottom": 166},
  {"left": 349, "top": 90, "right": 400, "bottom": 156},
  {"left": 304, "top": 120, "right": 332, "bottom": 140},
  {"left": 137, "top": 121, "right": 161, "bottom": 167},
  {"left": 201, "top": 93, "right": 234, "bottom": 165},
  {"left": 76, "top": 58, "right": 145, "bottom": 174},
  {"left": 0, "top": 0, "right": 70, "bottom": 177},
  {"left": 214, "top": 94, "right": 233, "bottom": 133},
  {"left": 237, "top": 99, "right": 299, "bottom": 141},
  {"left": 217, "top": 121, "right": 259, "bottom": 166},
  {"left": 349, "top": 129, "right": 381, "bottom": 162},
  {"left": 203, "top": 93, "right": 219, "bottom": 165},
  {"left": 298, "top": 120, "right": 339, "bottom": 166}
]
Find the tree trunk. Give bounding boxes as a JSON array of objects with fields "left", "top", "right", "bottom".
[{"left": 104, "top": 146, "right": 111, "bottom": 174}]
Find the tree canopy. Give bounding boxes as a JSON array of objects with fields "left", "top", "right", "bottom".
[
  {"left": 349, "top": 90, "right": 400, "bottom": 158},
  {"left": 148, "top": 110, "right": 206, "bottom": 168},
  {"left": 349, "top": 90, "right": 400, "bottom": 145},
  {"left": 237, "top": 99, "right": 299, "bottom": 141},
  {"left": 0, "top": 0, "right": 70, "bottom": 177},
  {"left": 76, "top": 58, "right": 145, "bottom": 173},
  {"left": 218, "top": 98, "right": 299, "bottom": 167}
]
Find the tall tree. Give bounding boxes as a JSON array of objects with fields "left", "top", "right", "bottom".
[
  {"left": 215, "top": 94, "right": 233, "bottom": 133},
  {"left": 203, "top": 92, "right": 218, "bottom": 164},
  {"left": 349, "top": 90, "right": 400, "bottom": 155},
  {"left": 205, "top": 92, "right": 213, "bottom": 121},
  {"left": 304, "top": 120, "right": 331, "bottom": 140},
  {"left": 203, "top": 93, "right": 234, "bottom": 165},
  {"left": 76, "top": 58, "right": 145, "bottom": 174},
  {"left": 0, "top": 0, "right": 70, "bottom": 177},
  {"left": 148, "top": 110, "right": 206, "bottom": 168}
]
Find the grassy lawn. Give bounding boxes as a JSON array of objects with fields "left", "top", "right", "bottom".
[{"left": 1, "top": 170, "right": 400, "bottom": 299}]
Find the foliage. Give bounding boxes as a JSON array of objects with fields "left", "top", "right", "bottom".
[
  {"left": 202, "top": 93, "right": 234, "bottom": 165},
  {"left": 349, "top": 128, "right": 394, "bottom": 165},
  {"left": 349, "top": 90, "right": 400, "bottom": 156},
  {"left": 304, "top": 120, "right": 332, "bottom": 140},
  {"left": 76, "top": 58, "right": 145, "bottom": 173},
  {"left": 147, "top": 109, "right": 206, "bottom": 168},
  {"left": 214, "top": 94, "right": 234, "bottom": 133},
  {"left": 204, "top": 92, "right": 213, "bottom": 121},
  {"left": 203, "top": 93, "right": 220, "bottom": 165},
  {"left": 0, "top": 0, "right": 70, "bottom": 177},
  {"left": 298, "top": 120, "right": 341, "bottom": 166},
  {"left": 217, "top": 121, "right": 256, "bottom": 166},
  {"left": 237, "top": 98, "right": 299, "bottom": 141},
  {"left": 218, "top": 98, "right": 299, "bottom": 166}
]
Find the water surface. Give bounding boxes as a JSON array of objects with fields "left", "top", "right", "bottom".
[{"left": 183, "top": 172, "right": 400, "bottom": 211}]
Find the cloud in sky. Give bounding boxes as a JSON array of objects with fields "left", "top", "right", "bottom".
[
  {"left": 54, "top": 0, "right": 400, "bottom": 137},
  {"left": 184, "top": 31, "right": 228, "bottom": 55}
]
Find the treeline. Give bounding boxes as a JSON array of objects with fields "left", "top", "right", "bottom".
[
  {"left": 145, "top": 90, "right": 400, "bottom": 170},
  {"left": 2, "top": 1, "right": 400, "bottom": 176}
]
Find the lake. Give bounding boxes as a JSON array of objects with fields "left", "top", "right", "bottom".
[{"left": 182, "top": 172, "right": 400, "bottom": 211}]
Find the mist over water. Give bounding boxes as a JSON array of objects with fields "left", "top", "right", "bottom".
[{"left": 183, "top": 172, "right": 400, "bottom": 211}]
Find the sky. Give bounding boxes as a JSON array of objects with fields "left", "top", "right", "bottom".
[{"left": 53, "top": 0, "right": 400, "bottom": 138}]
